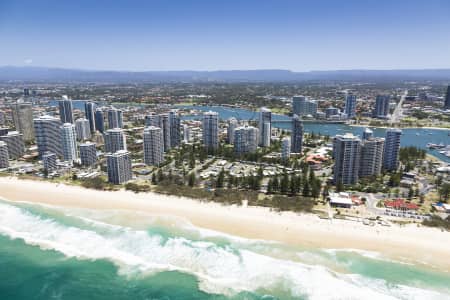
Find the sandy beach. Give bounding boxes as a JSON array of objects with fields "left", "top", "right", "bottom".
[{"left": 1, "top": 176, "right": 449, "bottom": 271}]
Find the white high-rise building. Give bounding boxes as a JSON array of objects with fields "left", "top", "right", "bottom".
[
  {"left": 11, "top": 100, "right": 34, "bottom": 142},
  {"left": 0, "top": 131, "right": 25, "bottom": 159},
  {"left": 143, "top": 126, "right": 164, "bottom": 166},
  {"left": 104, "top": 128, "right": 127, "bottom": 153},
  {"left": 58, "top": 96, "right": 74, "bottom": 124},
  {"left": 292, "top": 96, "right": 317, "bottom": 117},
  {"left": 360, "top": 137, "right": 384, "bottom": 178},
  {"left": 79, "top": 142, "right": 97, "bottom": 167},
  {"left": 227, "top": 118, "right": 238, "bottom": 144},
  {"left": 42, "top": 152, "right": 57, "bottom": 172},
  {"left": 106, "top": 150, "right": 132, "bottom": 184},
  {"left": 333, "top": 133, "right": 361, "bottom": 185},
  {"left": 75, "top": 118, "right": 91, "bottom": 141},
  {"left": 0, "top": 141, "right": 9, "bottom": 168},
  {"left": 259, "top": 107, "right": 272, "bottom": 147},
  {"left": 107, "top": 108, "right": 123, "bottom": 129},
  {"left": 281, "top": 137, "right": 291, "bottom": 161},
  {"left": 383, "top": 128, "right": 402, "bottom": 171},
  {"left": 61, "top": 123, "right": 78, "bottom": 163},
  {"left": 183, "top": 124, "right": 190, "bottom": 143},
  {"left": 202, "top": 111, "right": 219, "bottom": 151},
  {"left": 34, "top": 115, "right": 62, "bottom": 157},
  {"left": 234, "top": 125, "right": 258, "bottom": 155}
]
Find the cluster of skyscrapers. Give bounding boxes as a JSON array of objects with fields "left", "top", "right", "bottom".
[
  {"left": 0, "top": 88, "right": 421, "bottom": 188},
  {"left": 333, "top": 128, "right": 402, "bottom": 185},
  {"left": 292, "top": 92, "right": 391, "bottom": 120},
  {"left": 217, "top": 108, "right": 303, "bottom": 160}
]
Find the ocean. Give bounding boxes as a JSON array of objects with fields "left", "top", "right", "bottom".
[{"left": 1, "top": 199, "right": 449, "bottom": 300}]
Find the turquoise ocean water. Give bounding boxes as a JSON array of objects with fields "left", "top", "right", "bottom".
[{"left": 1, "top": 199, "right": 449, "bottom": 300}]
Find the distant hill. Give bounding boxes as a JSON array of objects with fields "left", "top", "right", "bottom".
[{"left": 1, "top": 66, "right": 450, "bottom": 83}]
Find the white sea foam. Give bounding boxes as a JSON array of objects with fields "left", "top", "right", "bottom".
[
  {"left": 0, "top": 202, "right": 447, "bottom": 300},
  {"left": 322, "top": 248, "right": 415, "bottom": 266}
]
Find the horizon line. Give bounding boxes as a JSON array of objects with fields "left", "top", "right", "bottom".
[{"left": 3, "top": 65, "right": 450, "bottom": 73}]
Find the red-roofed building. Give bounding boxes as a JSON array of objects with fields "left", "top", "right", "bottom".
[{"left": 384, "top": 199, "right": 419, "bottom": 210}]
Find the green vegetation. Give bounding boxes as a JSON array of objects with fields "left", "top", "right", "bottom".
[
  {"left": 422, "top": 215, "right": 450, "bottom": 231},
  {"left": 125, "top": 182, "right": 151, "bottom": 193},
  {"left": 438, "top": 182, "right": 450, "bottom": 202},
  {"left": 80, "top": 176, "right": 109, "bottom": 190}
]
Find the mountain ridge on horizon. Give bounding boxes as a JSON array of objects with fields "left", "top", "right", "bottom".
[{"left": 1, "top": 65, "right": 450, "bottom": 83}]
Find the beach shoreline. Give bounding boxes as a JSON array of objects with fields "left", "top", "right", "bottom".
[{"left": 1, "top": 176, "right": 449, "bottom": 271}]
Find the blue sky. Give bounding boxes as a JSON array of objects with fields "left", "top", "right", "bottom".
[{"left": 0, "top": 0, "right": 449, "bottom": 71}]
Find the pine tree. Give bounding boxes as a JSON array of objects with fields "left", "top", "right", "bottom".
[
  {"left": 290, "top": 176, "right": 297, "bottom": 195},
  {"left": 227, "top": 174, "right": 234, "bottom": 189},
  {"left": 273, "top": 177, "right": 280, "bottom": 192},
  {"left": 157, "top": 169, "right": 164, "bottom": 182},
  {"left": 311, "top": 179, "right": 321, "bottom": 199},
  {"left": 280, "top": 172, "right": 289, "bottom": 194},
  {"left": 302, "top": 179, "right": 310, "bottom": 197},
  {"left": 216, "top": 168, "right": 225, "bottom": 188},
  {"left": 188, "top": 172, "right": 196, "bottom": 187},
  {"left": 267, "top": 178, "right": 273, "bottom": 194}
]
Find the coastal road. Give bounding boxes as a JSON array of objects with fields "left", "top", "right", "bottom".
[
  {"left": 364, "top": 193, "right": 386, "bottom": 216},
  {"left": 389, "top": 90, "right": 407, "bottom": 124}
]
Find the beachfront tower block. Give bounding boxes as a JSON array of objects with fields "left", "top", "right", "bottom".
[
  {"left": 202, "top": 111, "right": 219, "bottom": 151},
  {"left": 383, "top": 128, "right": 402, "bottom": 171},
  {"left": 143, "top": 126, "right": 165, "bottom": 166},
  {"left": 234, "top": 125, "right": 258, "bottom": 155},
  {"left": 60, "top": 123, "right": 78, "bottom": 164},
  {"left": 291, "top": 115, "right": 303, "bottom": 153},
  {"left": 360, "top": 137, "right": 384, "bottom": 178},
  {"left": 104, "top": 128, "right": 127, "bottom": 154},
  {"left": 0, "top": 141, "right": 9, "bottom": 168},
  {"left": 42, "top": 152, "right": 57, "bottom": 172},
  {"left": 106, "top": 150, "right": 132, "bottom": 184},
  {"left": 79, "top": 142, "right": 97, "bottom": 167},
  {"left": 34, "top": 115, "right": 63, "bottom": 158},
  {"left": 11, "top": 100, "right": 34, "bottom": 142},
  {"left": 333, "top": 133, "right": 361, "bottom": 185},
  {"left": 0, "top": 131, "right": 25, "bottom": 159}
]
